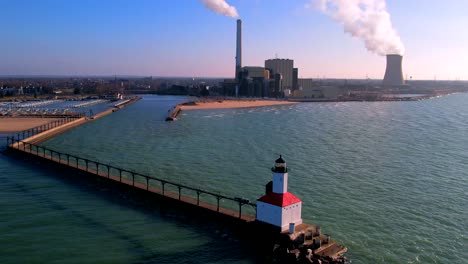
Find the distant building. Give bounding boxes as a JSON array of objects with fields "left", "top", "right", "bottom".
[
  {"left": 298, "top": 78, "right": 315, "bottom": 90},
  {"left": 265, "top": 59, "right": 294, "bottom": 92},
  {"left": 0, "top": 87, "right": 19, "bottom": 96},
  {"left": 238, "top": 66, "right": 269, "bottom": 97},
  {"left": 267, "top": 73, "right": 283, "bottom": 98},
  {"left": 221, "top": 79, "right": 238, "bottom": 96},
  {"left": 293, "top": 68, "right": 298, "bottom": 91},
  {"left": 292, "top": 86, "right": 341, "bottom": 99},
  {"left": 241, "top": 66, "right": 268, "bottom": 79}
]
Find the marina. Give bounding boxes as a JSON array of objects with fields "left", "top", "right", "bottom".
[{"left": 0, "top": 97, "right": 137, "bottom": 117}]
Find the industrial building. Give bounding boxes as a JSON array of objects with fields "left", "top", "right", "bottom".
[
  {"left": 383, "top": 54, "right": 405, "bottom": 87},
  {"left": 265, "top": 58, "right": 294, "bottom": 92},
  {"left": 235, "top": 67, "right": 283, "bottom": 98},
  {"left": 222, "top": 19, "right": 406, "bottom": 99},
  {"left": 298, "top": 78, "right": 314, "bottom": 90},
  {"left": 222, "top": 19, "right": 319, "bottom": 98},
  {"left": 221, "top": 19, "right": 286, "bottom": 98},
  {"left": 292, "top": 86, "right": 341, "bottom": 99},
  {"left": 238, "top": 66, "right": 269, "bottom": 97},
  {"left": 293, "top": 68, "right": 298, "bottom": 90}
]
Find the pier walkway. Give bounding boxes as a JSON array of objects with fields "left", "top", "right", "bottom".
[{"left": 6, "top": 138, "right": 257, "bottom": 222}]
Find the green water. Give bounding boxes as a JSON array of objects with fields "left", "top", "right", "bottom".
[{"left": 2, "top": 94, "right": 467, "bottom": 263}]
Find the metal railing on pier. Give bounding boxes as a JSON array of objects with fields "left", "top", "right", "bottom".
[{"left": 6, "top": 139, "right": 256, "bottom": 220}]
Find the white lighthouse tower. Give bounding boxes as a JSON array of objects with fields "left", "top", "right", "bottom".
[{"left": 256, "top": 155, "right": 302, "bottom": 232}]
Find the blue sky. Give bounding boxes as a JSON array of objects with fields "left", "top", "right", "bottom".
[{"left": 1, "top": 0, "right": 467, "bottom": 80}]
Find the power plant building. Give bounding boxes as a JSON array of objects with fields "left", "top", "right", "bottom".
[
  {"left": 383, "top": 54, "right": 405, "bottom": 87},
  {"left": 238, "top": 66, "right": 270, "bottom": 97},
  {"left": 222, "top": 19, "right": 337, "bottom": 98},
  {"left": 265, "top": 59, "right": 294, "bottom": 92}
]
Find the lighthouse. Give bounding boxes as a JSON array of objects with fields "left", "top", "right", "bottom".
[{"left": 256, "top": 155, "right": 302, "bottom": 232}]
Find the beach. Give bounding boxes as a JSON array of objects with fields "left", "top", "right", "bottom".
[
  {"left": 179, "top": 100, "right": 297, "bottom": 110},
  {"left": 0, "top": 118, "right": 61, "bottom": 133}
]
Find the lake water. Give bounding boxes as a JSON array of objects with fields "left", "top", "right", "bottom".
[{"left": 1, "top": 94, "right": 467, "bottom": 263}]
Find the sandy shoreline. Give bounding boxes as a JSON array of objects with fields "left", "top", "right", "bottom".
[
  {"left": 0, "top": 118, "right": 61, "bottom": 133},
  {"left": 179, "top": 100, "right": 297, "bottom": 110}
]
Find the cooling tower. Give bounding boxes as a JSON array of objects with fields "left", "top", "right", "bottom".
[
  {"left": 383, "top": 54, "right": 404, "bottom": 87},
  {"left": 235, "top": 19, "right": 242, "bottom": 81}
]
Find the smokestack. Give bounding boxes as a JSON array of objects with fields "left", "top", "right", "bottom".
[
  {"left": 383, "top": 54, "right": 404, "bottom": 87},
  {"left": 235, "top": 19, "right": 242, "bottom": 81}
]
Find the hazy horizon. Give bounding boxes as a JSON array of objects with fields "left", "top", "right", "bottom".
[{"left": 0, "top": 74, "right": 466, "bottom": 82}]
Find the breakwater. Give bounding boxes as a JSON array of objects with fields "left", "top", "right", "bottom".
[{"left": 166, "top": 104, "right": 182, "bottom": 121}]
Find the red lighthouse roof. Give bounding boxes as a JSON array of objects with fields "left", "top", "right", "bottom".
[{"left": 258, "top": 192, "right": 301, "bottom": 207}]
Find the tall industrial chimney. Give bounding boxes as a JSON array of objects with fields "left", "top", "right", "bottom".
[
  {"left": 383, "top": 54, "right": 404, "bottom": 87},
  {"left": 235, "top": 19, "right": 242, "bottom": 81}
]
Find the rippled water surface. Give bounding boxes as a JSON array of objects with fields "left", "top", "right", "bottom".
[{"left": 2, "top": 94, "right": 468, "bottom": 263}]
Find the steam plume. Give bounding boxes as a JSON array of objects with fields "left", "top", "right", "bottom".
[
  {"left": 316, "top": 0, "right": 404, "bottom": 55},
  {"left": 200, "top": 0, "right": 239, "bottom": 18}
]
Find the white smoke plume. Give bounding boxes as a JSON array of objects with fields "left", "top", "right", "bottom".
[
  {"left": 315, "top": 0, "right": 404, "bottom": 55},
  {"left": 200, "top": 0, "right": 239, "bottom": 18}
]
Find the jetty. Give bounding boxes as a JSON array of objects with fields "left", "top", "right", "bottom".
[{"left": 165, "top": 104, "right": 182, "bottom": 121}]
